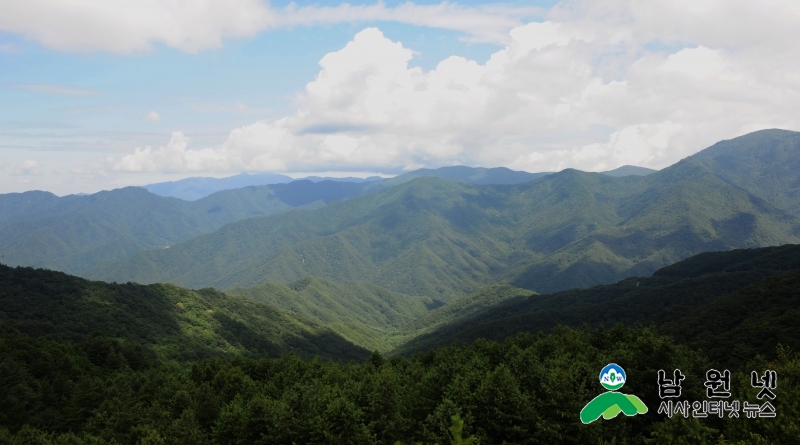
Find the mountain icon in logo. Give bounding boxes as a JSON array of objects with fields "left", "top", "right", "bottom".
[{"left": 580, "top": 363, "right": 647, "bottom": 424}]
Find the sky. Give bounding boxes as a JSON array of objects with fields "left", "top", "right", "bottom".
[{"left": 1, "top": 0, "right": 800, "bottom": 195}]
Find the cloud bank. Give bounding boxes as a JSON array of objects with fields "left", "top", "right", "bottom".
[
  {"left": 110, "top": 0, "right": 800, "bottom": 174},
  {"left": 0, "top": 1, "right": 537, "bottom": 53}
]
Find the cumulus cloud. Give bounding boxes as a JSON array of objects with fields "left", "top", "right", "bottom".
[
  {"left": 0, "top": 1, "right": 537, "bottom": 53},
  {"left": 144, "top": 111, "right": 162, "bottom": 122},
  {"left": 108, "top": 1, "right": 800, "bottom": 175},
  {"left": 111, "top": 132, "right": 229, "bottom": 172},
  {"left": 11, "top": 160, "right": 43, "bottom": 176}
]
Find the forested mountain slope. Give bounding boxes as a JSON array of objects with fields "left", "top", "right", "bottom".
[
  {"left": 0, "top": 264, "right": 368, "bottom": 362},
  {"left": 89, "top": 130, "right": 800, "bottom": 297},
  {"left": 0, "top": 166, "right": 549, "bottom": 275},
  {"left": 0, "top": 181, "right": 354, "bottom": 274},
  {"left": 229, "top": 277, "right": 437, "bottom": 351},
  {"left": 690, "top": 128, "right": 800, "bottom": 215},
  {"left": 397, "top": 244, "right": 800, "bottom": 360}
]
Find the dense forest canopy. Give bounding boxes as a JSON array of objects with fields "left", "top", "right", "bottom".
[{"left": 2, "top": 323, "right": 798, "bottom": 444}]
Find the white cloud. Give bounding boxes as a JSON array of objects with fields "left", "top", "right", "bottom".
[
  {"left": 11, "top": 160, "right": 43, "bottom": 176},
  {"left": 111, "top": 132, "right": 229, "bottom": 172},
  {"left": 277, "top": 2, "right": 540, "bottom": 45},
  {"left": 9, "top": 83, "right": 100, "bottom": 96},
  {"left": 0, "top": 1, "right": 537, "bottom": 54},
  {"left": 111, "top": 10, "right": 800, "bottom": 172},
  {"left": 105, "top": 2, "right": 800, "bottom": 176},
  {"left": 0, "top": 0, "right": 270, "bottom": 53},
  {"left": 144, "top": 111, "right": 162, "bottom": 122},
  {"left": 661, "top": 46, "right": 724, "bottom": 79}
]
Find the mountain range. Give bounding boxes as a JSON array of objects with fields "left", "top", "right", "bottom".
[
  {"left": 1, "top": 129, "right": 798, "bottom": 445},
  {"left": 0, "top": 165, "right": 559, "bottom": 275},
  {"left": 142, "top": 172, "right": 385, "bottom": 201},
  {"left": 85, "top": 130, "right": 800, "bottom": 302}
]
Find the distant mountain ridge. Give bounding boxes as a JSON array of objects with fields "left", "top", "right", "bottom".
[
  {"left": 600, "top": 165, "right": 657, "bottom": 176},
  {"left": 142, "top": 172, "right": 385, "bottom": 201},
  {"left": 87, "top": 130, "right": 800, "bottom": 298},
  {"left": 0, "top": 166, "right": 552, "bottom": 274}
]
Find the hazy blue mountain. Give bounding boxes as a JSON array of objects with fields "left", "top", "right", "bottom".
[
  {"left": 87, "top": 130, "right": 800, "bottom": 299},
  {"left": 0, "top": 166, "right": 556, "bottom": 275},
  {"left": 0, "top": 190, "right": 81, "bottom": 229},
  {"left": 600, "top": 165, "right": 657, "bottom": 176},
  {"left": 143, "top": 173, "right": 386, "bottom": 201},
  {"left": 368, "top": 166, "right": 550, "bottom": 190},
  {"left": 143, "top": 172, "right": 294, "bottom": 201},
  {"left": 301, "top": 175, "right": 384, "bottom": 183},
  {"left": 0, "top": 184, "right": 322, "bottom": 274}
]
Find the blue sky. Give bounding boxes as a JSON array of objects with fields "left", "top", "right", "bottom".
[{"left": 1, "top": 0, "right": 798, "bottom": 194}]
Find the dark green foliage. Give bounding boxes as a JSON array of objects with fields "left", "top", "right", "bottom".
[
  {"left": 1, "top": 324, "right": 797, "bottom": 444},
  {"left": 399, "top": 245, "right": 800, "bottom": 358},
  {"left": 0, "top": 264, "right": 369, "bottom": 362},
  {"left": 229, "top": 277, "right": 437, "bottom": 351},
  {"left": 658, "top": 270, "right": 800, "bottom": 367}
]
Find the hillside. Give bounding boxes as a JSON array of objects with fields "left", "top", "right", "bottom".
[
  {"left": 88, "top": 130, "right": 800, "bottom": 297},
  {"left": 690, "top": 128, "right": 800, "bottom": 215},
  {"left": 504, "top": 154, "right": 800, "bottom": 291},
  {"left": 229, "top": 277, "right": 437, "bottom": 351},
  {"left": 397, "top": 244, "right": 800, "bottom": 359},
  {"left": 230, "top": 278, "right": 532, "bottom": 351},
  {"left": 0, "top": 264, "right": 368, "bottom": 362}
]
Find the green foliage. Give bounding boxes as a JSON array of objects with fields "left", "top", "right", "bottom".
[
  {"left": 230, "top": 278, "right": 531, "bottom": 351},
  {"left": 399, "top": 244, "right": 800, "bottom": 361},
  {"left": 0, "top": 264, "right": 369, "bottom": 362},
  {"left": 448, "top": 415, "right": 476, "bottom": 445},
  {"left": 2, "top": 324, "right": 797, "bottom": 444},
  {"left": 229, "top": 276, "right": 437, "bottom": 351}
]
